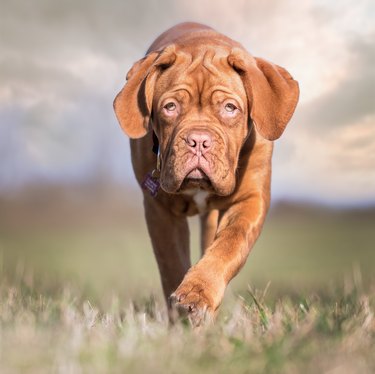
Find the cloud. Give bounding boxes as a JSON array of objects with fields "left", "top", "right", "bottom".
[
  {"left": 0, "top": 0, "right": 374, "bottom": 204},
  {"left": 273, "top": 115, "right": 375, "bottom": 204},
  {"left": 299, "top": 34, "right": 375, "bottom": 130},
  {"left": 0, "top": 0, "right": 186, "bottom": 59}
]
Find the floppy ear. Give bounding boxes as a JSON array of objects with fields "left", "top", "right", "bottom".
[
  {"left": 113, "top": 45, "right": 176, "bottom": 138},
  {"left": 228, "top": 48, "right": 299, "bottom": 140}
]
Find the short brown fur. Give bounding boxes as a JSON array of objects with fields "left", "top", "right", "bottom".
[{"left": 114, "top": 22, "right": 299, "bottom": 326}]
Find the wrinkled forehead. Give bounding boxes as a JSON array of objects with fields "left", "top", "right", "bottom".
[{"left": 155, "top": 47, "right": 246, "bottom": 99}]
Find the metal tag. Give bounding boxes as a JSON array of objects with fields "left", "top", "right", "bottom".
[{"left": 141, "top": 172, "right": 160, "bottom": 197}]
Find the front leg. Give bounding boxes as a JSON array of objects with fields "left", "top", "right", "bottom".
[
  {"left": 170, "top": 193, "right": 269, "bottom": 326},
  {"left": 143, "top": 195, "right": 191, "bottom": 313},
  {"left": 199, "top": 209, "right": 219, "bottom": 256}
]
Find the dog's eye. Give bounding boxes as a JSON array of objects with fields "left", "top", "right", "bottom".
[
  {"left": 225, "top": 103, "right": 237, "bottom": 112},
  {"left": 164, "top": 102, "right": 176, "bottom": 111}
]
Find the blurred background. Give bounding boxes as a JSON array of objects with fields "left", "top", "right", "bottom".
[{"left": 1, "top": 0, "right": 374, "bottom": 307}]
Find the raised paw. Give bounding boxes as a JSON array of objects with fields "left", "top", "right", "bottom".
[{"left": 168, "top": 276, "right": 222, "bottom": 327}]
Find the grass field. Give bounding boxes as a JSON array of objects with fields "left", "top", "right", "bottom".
[
  {"left": 0, "top": 187, "right": 374, "bottom": 372},
  {"left": 0, "top": 276, "right": 374, "bottom": 373}
]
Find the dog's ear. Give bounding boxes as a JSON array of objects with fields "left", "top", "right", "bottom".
[
  {"left": 114, "top": 45, "right": 176, "bottom": 139},
  {"left": 228, "top": 48, "right": 299, "bottom": 140}
]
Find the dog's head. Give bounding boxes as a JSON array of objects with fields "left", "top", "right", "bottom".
[{"left": 114, "top": 44, "right": 299, "bottom": 196}]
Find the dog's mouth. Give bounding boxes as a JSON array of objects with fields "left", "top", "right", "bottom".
[
  {"left": 186, "top": 168, "right": 207, "bottom": 179},
  {"left": 179, "top": 168, "right": 213, "bottom": 191}
]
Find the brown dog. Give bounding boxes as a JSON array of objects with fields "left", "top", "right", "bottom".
[{"left": 114, "top": 22, "right": 299, "bottom": 326}]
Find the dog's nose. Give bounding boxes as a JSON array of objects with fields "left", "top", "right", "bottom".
[{"left": 186, "top": 132, "right": 212, "bottom": 154}]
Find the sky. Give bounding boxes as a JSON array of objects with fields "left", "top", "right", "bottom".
[{"left": 0, "top": 0, "right": 374, "bottom": 205}]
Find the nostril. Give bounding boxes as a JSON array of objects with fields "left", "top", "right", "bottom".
[
  {"left": 187, "top": 137, "right": 197, "bottom": 148},
  {"left": 202, "top": 139, "right": 211, "bottom": 149}
]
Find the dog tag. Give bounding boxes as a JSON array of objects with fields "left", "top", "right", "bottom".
[{"left": 141, "top": 173, "right": 160, "bottom": 197}]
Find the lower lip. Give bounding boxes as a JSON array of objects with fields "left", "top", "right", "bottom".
[{"left": 187, "top": 168, "right": 206, "bottom": 179}]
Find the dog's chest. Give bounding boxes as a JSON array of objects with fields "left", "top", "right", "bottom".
[{"left": 184, "top": 189, "right": 210, "bottom": 214}]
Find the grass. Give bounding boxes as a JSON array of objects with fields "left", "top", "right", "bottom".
[
  {"left": 0, "top": 274, "right": 374, "bottom": 373},
  {"left": 1, "top": 190, "right": 375, "bottom": 372}
]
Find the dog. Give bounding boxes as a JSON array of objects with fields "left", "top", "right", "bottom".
[{"left": 114, "top": 22, "right": 299, "bottom": 326}]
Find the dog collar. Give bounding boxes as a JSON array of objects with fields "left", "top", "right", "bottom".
[
  {"left": 152, "top": 131, "right": 159, "bottom": 155},
  {"left": 152, "top": 131, "right": 161, "bottom": 174},
  {"left": 141, "top": 131, "right": 161, "bottom": 197}
]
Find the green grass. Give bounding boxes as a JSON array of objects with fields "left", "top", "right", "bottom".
[
  {"left": 1, "top": 204, "right": 374, "bottom": 304},
  {"left": 1, "top": 195, "right": 375, "bottom": 372},
  {"left": 0, "top": 275, "right": 374, "bottom": 373}
]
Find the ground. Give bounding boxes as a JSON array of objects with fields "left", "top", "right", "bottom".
[
  {"left": 1, "top": 276, "right": 374, "bottom": 373},
  {"left": 0, "top": 189, "right": 374, "bottom": 372}
]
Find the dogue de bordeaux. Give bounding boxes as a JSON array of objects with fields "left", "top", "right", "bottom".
[{"left": 114, "top": 22, "right": 299, "bottom": 326}]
